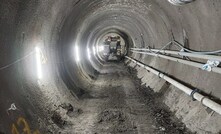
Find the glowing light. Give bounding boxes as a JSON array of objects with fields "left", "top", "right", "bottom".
[
  {"left": 98, "top": 45, "right": 104, "bottom": 52},
  {"left": 87, "top": 47, "right": 91, "bottom": 59},
  {"left": 35, "top": 47, "right": 42, "bottom": 79},
  {"left": 93, "top": 46, "right": 96, "bottom": 55},
  {"left": 75, "top": 45, "right": 80, "bottom": 62}
]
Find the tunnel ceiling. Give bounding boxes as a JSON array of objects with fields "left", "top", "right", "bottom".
[{"left": 55, "top": 0, "right": 171, "bottom": 92}]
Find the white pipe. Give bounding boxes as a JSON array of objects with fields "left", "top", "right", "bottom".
[
  {"left": 168, "top": 0, "right": 195, "bottom": 6},
  {"left": 125, "top": 56, "right": 221, "bottom": 115},
  {"left": 131, "top": 50, "right": 221, "bottom": 74},
  {"left": 131, "top": 48, "right": 221, "bottom": 61}
]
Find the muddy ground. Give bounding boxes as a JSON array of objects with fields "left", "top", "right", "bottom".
[{"left": 49, "top": 62, "right": 193, "bottom": 134}]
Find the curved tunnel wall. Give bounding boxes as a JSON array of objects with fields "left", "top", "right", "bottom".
[{"left": 1, "top": 0, "right": 221, "bottom": 133}]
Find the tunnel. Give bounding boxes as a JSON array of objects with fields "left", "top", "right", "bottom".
[{"left": 1, "top": 0, "right": 221, "bottom": 133}]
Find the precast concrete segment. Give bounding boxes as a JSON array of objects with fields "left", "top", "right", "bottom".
[{"left": 125, "top": 56, "right": 221, "bottom": 115}]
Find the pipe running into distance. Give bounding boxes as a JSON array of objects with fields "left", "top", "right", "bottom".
[
  {"left": 125, "top": 56, "right": 221, "bottom": 115},
  {"left": 131, "top": 50, "right": 221, "bottom": 74},
  {"left": 131, "top": 48, "right": 221, "bottom": 61}
]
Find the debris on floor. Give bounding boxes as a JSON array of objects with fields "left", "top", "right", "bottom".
[
  {"left": 98, "top": 109, "right": 126, "bottom": 123},
  {"left": 51, "top": 112, "right": 68, "bottom": 129},
  {"left": 59, "top": 103, "right": 83, "bottom": 117},
  {"left": 97, "top": 109, "right": 137, "bottom": 133},
  {"left": 127, "top": 65, "right": 192, "bottom": 134},
  {"left": 46, "top": 63, "right": 193, "bottom": 133}
]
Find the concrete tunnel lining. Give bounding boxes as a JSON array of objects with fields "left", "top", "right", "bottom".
[{"left": 1, "top": 0, "right": 221, "bottom": 133}]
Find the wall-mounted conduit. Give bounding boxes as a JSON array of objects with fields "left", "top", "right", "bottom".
[
  {"left": 125, "top": 56, "right": 221, "bottom": 115},
  {"left": 131, "top": 48, "right": 221, "bottom": 61},
  {"left": 130, "top": 50, "right": 221, "bottom": 74}
]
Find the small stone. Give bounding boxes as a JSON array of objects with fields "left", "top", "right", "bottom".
[{"left": 159, "top": 126, "right": 166, "bottom": 131}]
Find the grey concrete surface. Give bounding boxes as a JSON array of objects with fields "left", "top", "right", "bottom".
[
  {"left": 42, "top": 63, "right": 192, "bottom": 133},
  {"left": 0, "top": 0, "right": 221, "bottom": 133}
]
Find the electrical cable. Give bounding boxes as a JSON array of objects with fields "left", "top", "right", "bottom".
[
  {"left": 173, "top": 40, "right": 221, "bottom": 54},
  {"left": 132, "top": 40, "right": 221, "bottom": 55},
  {"left": 0, "top": 51, "right": 35, "bottom": 71}
]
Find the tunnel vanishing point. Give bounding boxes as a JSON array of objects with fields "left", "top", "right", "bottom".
[{"left": 1, "top": 0, "right": 221, "bottom": 134}]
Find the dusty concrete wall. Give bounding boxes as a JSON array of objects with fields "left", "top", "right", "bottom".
[
  {"left": 0, "top": 0, "right": 83, "bottom": 133},
  {"left": 129, "top": 1, "right": 221, "bottom": 133},
  {"left": 129, "top": 61, "right": 221, "bottom": 133}
]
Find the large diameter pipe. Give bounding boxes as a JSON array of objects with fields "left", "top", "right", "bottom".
[
  {"left": 131, "top": 48, "right": 221, "bottom": 61},
  {"left": 125, "top": 56, "right": 221, "bottom": 115},
  {"left": 131, "top": 50, "right": 221, "bottom": 74}
]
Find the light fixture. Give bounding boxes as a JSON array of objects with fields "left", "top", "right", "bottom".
[
  {"left": 35, "top": 47, "right": 42, "bottom": 79},
  {"left": 75, "top": 45, "right": 80, "bottom": 62},
  {"left": 98, "top": 45, "right": 104, "bottom": 52},
  {"left": 93, "top": 46, "right": 96, "bottom": 55},
  {"left": 87, "top": 47, "right": 91, "bottom": 59}
]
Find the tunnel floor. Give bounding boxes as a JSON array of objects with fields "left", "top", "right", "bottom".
[{"left": 50, "top": 62, "right": 192, "bottom": 134}]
